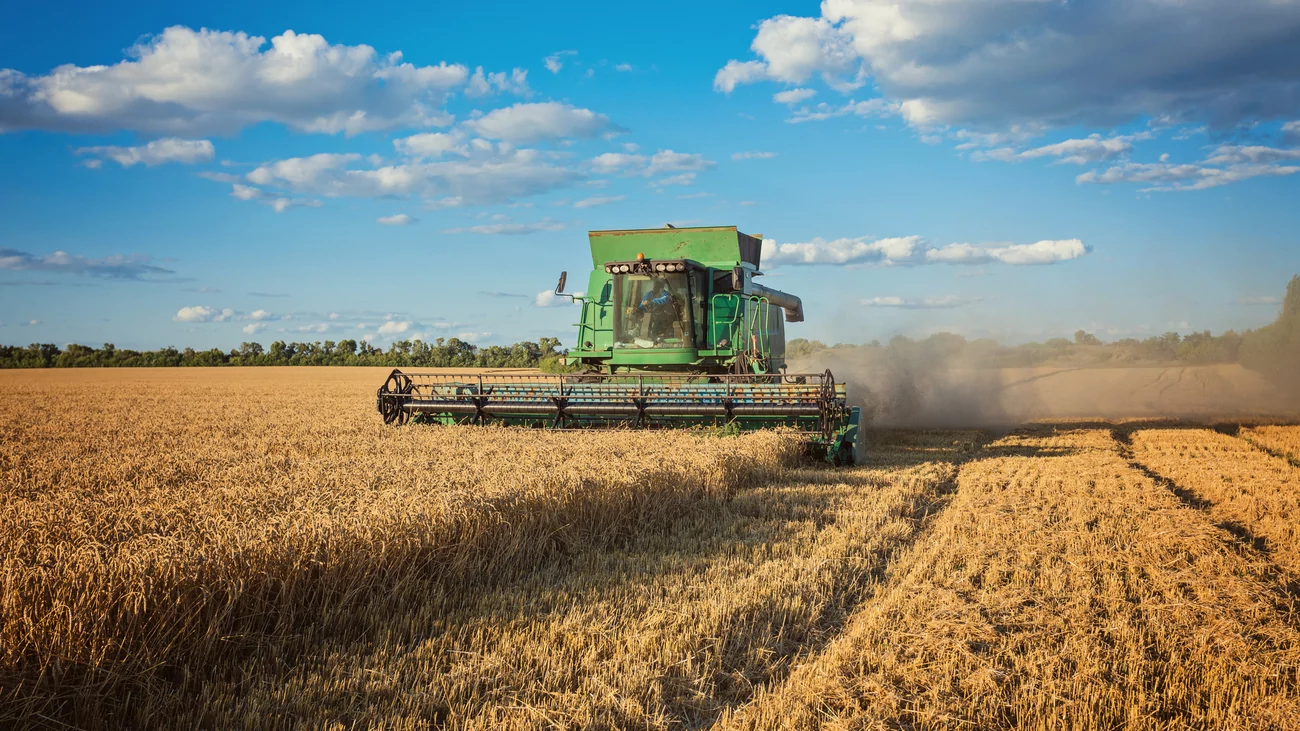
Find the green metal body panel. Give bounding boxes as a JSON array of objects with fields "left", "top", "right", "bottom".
[
  {"left": 570, "top": 226, "right": 771, "bottom": 375},
  {"left": 587, "top": 226, "right": 763, "bottom": 269}
]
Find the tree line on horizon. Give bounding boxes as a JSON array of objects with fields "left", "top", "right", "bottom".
[
  {"left": 3, "top": 277, "right": 1296, "bottom": 385},
  {"left": 0, "top": 336, "right": 570, "bottom": 371}
]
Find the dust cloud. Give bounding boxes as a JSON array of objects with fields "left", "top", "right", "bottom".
[
  {"left": 792, "top": 345, "right": 1025, "bottom": 428},
  {"left": 790, "top": 347, "right": 1298, "bottom": 428}
]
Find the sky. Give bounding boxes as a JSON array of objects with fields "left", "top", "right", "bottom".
[{"left": 2, "top": 0, "right": 1299, "bottom": 351}]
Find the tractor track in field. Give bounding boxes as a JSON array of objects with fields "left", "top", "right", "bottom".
[
  {"left": 1112, "top": 426, "right": 1300, "bottom": 615},
  {"left": 1132, "top": 367, "right": 1170, "bottom": 398},
  {"left": 1113, "top": 427, "right": 1268, "bottom": 553},
  {"left": 1157, "top": 366, "right": 1186, "bottom": 397},
  {"left": 666, "top": 457, "right": 972, "bottom": 728},
  {"left": 1237, "top": 433, "right": 1300, "bottom": 469},
  {"left": 996, "top": 366, "right": 1083, "bottom": 392}
]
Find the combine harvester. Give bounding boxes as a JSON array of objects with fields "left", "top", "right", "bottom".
[{"left": 377, "top": 226, "right": 861, "bottom": 464}]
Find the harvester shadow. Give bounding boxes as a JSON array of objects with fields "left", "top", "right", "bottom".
[
  {"left": 188, "top": 436, "right": 980, "bottom": 729},
  {"left": 858, "top": 428, "right": 989, "bottom": 466}
]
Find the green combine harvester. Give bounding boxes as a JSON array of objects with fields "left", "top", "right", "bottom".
[{"left": 377, "top": 225, "right": 861, "bottom": 464}]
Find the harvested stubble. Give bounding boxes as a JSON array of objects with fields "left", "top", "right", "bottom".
[
  {"left": 719, "top": 426, "right": 1300, "bottom": 730},
  {"left": 170, "top": 433, "right": 970, "bottom": 729},
  {"left": 1130, "top": 427, "right": 1300, "bottom": 577},
  {"left": 0, "top": 369, "right": 800, "bottom": 727},
  {"left": 1241, "top": 424, "right": 1300, "bottom": 466}
]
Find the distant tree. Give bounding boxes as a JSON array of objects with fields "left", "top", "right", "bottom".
[
  {"left": 1074, "top": 330, "right": 1102, "bottom": 346},
  {"left": 1242, "top": 275, "right": 1300, "bottom": 391},
  {"left": 786, "top": 338, "right": 827, "bottom": 359}
]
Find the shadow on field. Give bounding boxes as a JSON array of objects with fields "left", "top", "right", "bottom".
[
  {"left": 859, "top": 428, "right": 987, "bottom": 466},
  {"left": 1108, "top": 422, "right": 1300, "bottom": 613},
  {"left": 169, "top": 434, "right": 982, "bottom": 729}
]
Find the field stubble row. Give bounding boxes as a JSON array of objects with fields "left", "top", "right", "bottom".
[
  {"left": 720, "top": 424, "right": 1300, "bottom": 730},
  {"left": 1129, "top": 425, "right": 1300, "bottom": 577},
  {"left": 1241, "top": 424, "right": 1300, "bottom": 467},
  {"left": 0, "top": 369, "right": 802, "bottom": 726},
  {"left": 5, "top": 370, "right": 1300, "bottom": 730},
  {"left": 172, "top": 434, "right": 971, "bottom": 729}
]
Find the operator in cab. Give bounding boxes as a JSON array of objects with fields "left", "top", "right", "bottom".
[
  {"left": 629, "top": 278, "right": 674, "bottom": 342},
  {"left": 640, "top": 279, "right": 671, "bottom": 310}
]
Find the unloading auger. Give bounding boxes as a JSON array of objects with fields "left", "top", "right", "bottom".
[{"left": 376, "top": 225, "right": 862, "bottom": 464}]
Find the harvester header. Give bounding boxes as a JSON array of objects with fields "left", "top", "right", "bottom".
[{"left": 377, "top": 225, "right": 862, "bottom": 464}]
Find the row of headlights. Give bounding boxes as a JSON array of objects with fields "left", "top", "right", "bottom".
[{"left": 603, "top": 261, "right": 687, "bottom": 274}]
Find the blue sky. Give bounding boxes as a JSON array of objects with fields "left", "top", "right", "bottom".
[{"left": 2, "top": 0, "right": 1298, "bottom": 350}]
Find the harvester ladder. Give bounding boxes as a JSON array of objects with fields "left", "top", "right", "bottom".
[{"left": 709, "top": 293, "right": 774, "bottom": 373}]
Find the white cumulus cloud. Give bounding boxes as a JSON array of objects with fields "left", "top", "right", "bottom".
[
  {"left": 0, "top": 247, "right": 173, "bottom": 280},
  {"left": 787, "top": 98, "right": 897, "bottom": 124},
  {"left": 464, "top": 66, "right": 529, "bottom": 97},
  {"left": 393, "top": 131, "right": 466, "bottom": 158},
  {"left": 925, "top": 240, "right": 1090, "bottom": 265},
  {"left": 861, "top": 295, "right": 982, "bottom": 309},
  {"left": 377, "top": 213, "right": 415, "bottom": 225},
  {"left": 544, "top": 51, "right": 576, "bottom": 74},
  {"left": 174, "top": 305, "right": 234, "bottom": 322},
  {"left": 463, "top": 102, "right": 620, "bottom": 143},
  {"left": 587, "top": 149, "right": 716, "bottom": 180},
  {"left": 651, "top": 173, "right": 697, "bottom": 187},
  {"left": 762, "top": 235, "right": 1089, "bottom": 267},
  {"left": 589, "top": 152, "right": 646, "bottom": 175},
  {"left": 974, "top": 134, "right": 1147, "bottom": 165},
  {"left": 773, "top": 88, "right": 816, "bottom": 105},
  {"left": 716, "top": 1, "right": 1300, "bottom": 131},
  {"left": 377, "top": 320, "right": 410, "bottom": 334},
  {"left": 647, "top": 149, "right": 715, "bottom": 175},
  {"left": 443, "top": 218, "right": 567, "bottom": 235},
  {"left": 243, "top": 146, "right": 579, "bottom": 206},
  {"left": 76, "top": 138, "right": 214, "bottom": 167},
  {"left": 1076, "top": 158, "right": 1300, "bottom": 192},
  {"left": 573, "top": 195, "right": 624, "bottom": 209},
  {"left": 229, "top": 183, "right": 321, "bottom": 212},
  {"left": 763, "top": 236, "right": 925, "bottom": 266},
  {"left": 0, "top": 26, "right": 483, "bottom": 136}
]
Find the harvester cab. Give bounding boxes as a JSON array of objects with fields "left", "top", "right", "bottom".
[{"left": 377, "top": 226, "right": 861, "bottom": 464}]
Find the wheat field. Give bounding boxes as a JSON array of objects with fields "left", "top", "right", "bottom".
[{"left": 2, "top": 368, "right": 1299, "bottom": 729}]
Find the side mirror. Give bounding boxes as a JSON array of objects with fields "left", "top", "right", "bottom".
[
  {"left": 555, "top": 271, "right": 567, "bottom": 294},
  {"left": 731, "top": 266, "right": 744, "bottom": 292}
]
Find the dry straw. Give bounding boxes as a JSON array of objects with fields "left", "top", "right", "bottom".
[
  {"left": 0, "top": 369, "right": 801, "bottom": 725},
  {"left": 6, "top": 369, "right": 1300, "bottom": 729},
  {"left": 1131, "top": 426, "right": 1300, "bottom": 576},
  {"left": 719, "top": 426, "right": 1300, "bottom": 730}
]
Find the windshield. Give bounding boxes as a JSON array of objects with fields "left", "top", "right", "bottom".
[{"left": 613, "top": 272, "right": 694, "bottom": 348}]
